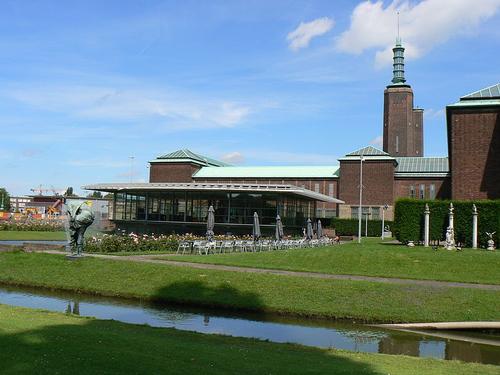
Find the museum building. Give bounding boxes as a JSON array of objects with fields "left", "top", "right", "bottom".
[{"left": 85, "top": 39, "right": 500, "bottom": 234}]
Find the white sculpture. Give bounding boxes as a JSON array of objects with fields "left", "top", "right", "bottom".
[
  {"left": 472, "top": 204, "right": 478, "bottom": 249},
  {"left": 486, "top": 232, "right": 496, "bottom": 251},
  {"left": 445, "top": 226, "right": 456, "bottom": 250}
]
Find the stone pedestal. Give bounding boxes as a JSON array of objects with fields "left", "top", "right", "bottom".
[
  {"left": 472, "top": 204, "right": 478, "bottom": 249},
  {"left": 424, "top": 204, "right": 430, "bottom": 247}
]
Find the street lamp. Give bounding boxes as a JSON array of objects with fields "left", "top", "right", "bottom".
[
  {"left": 357, "top": 155, "right": 364, "bottom": 243},
  {"left": 381, "top": 204, "right": 389, "bottom": 240},
  {"left": 129, "top": 156, "right": 135, "bottom": 183}
]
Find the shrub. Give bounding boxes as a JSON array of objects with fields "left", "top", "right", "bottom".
[
  {"left": 394, "top": 199, "right": 500, "bottom": 247},
  {"left": 330, "top": 218, "right": 393, "bottom": 237},
  {"left": 0, "top": 220, "right": 64, "bottom": 232}
]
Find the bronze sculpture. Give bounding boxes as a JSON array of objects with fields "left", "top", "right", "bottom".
[{"left": 66, "top": 201, "right": 95, "bottom": 256}]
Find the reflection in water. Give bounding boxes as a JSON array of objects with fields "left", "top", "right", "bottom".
[{"left": 0, "top": 284, "right": 498, "bottom": 365}]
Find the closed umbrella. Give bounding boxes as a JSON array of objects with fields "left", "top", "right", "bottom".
[
  {"left": 275, "top": 214, "right": 284, "bottom": 241},
  {"left": 317, "top": 219, "right": 323, "bottom": 239},
  {"left": 306, "top": 218, "right": 313, "bottom": 240},
  {"left": 253, "top": 211, "right": 261, "bottom": 241},
  {"left": 206, "top": 205, "right": 215, "bottom": 241}
]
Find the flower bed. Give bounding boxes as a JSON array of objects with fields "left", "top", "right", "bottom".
[{"left": 0, "top": 220, "right": 65, "bottom": 232}]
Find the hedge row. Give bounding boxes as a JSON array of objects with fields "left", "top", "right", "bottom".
[
  {"left": 394, "top": 198, "right": 500, "bottom": 247},
  {"left": 330, "top": 218, "right": 393, "bottom": 237}
]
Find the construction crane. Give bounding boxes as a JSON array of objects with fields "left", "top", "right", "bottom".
[{"left": 30, "top": 185, "right": 66, "bottom": 196}]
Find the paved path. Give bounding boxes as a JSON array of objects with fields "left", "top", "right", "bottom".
[{"left": 41, "top": 250, "right": 500, "bottom": 291}]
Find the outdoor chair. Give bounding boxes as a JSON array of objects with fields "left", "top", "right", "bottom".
[
  {"left": 192, "top": 240, "right": 207, "bottom": 255},
  {"left": 220, "top": 240, "right": 234, "bottom": 253},
  {"left": 243, "top": 240, "right": 255, "bottom": 252},
  {"left": 177, "top": 241, "right": 191, "bottom": 254},
  {"left": 234, "top": 240, "right": 245, "bottom": 252}
]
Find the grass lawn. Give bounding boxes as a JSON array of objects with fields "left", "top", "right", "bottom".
[
  {"left": 0, "top": 252, "right": 498, "bottom": 323},
  {"left": 0, "top": 304, "right": 497, "bottom": 375},
  {"left": 0, "top": 230, "right": 66, "bottom": 241},
  {"left": 158, "top": 238, "right": 500, "bottom": 285}
]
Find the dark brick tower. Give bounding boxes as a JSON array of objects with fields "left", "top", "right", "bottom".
[{"left": 383, "top": 38, "right": 424, "bottom": 157}]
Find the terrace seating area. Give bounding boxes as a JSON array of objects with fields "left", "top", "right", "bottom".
[{"left": 176, "top": 237, "right": 336, "bottom": 255}]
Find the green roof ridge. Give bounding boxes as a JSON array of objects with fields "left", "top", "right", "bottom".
[
  {"left": 155, "top": 149, "right": 230, "bottom": 167},
  {"left": 461, "top": 83, "right": 500, "bottom": 100},
  {"left": 346, "top": 146, "right": 390, "bottom": 156}
]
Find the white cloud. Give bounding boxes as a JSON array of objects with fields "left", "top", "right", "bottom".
[
  {"left": 370, "top": 135, "right": 383, "bottom": 148},
  {"left": 4, "top": 85, "right": 252, "bottom": 129},
  {"left": 336, "top": 0, "right": 500, "bottom": 67},
  {"left": 287, "top": 17, "right": 334, "bottom": 51},
  {"left": 220, "top": 151, "right": 245, "bottom": 164}
]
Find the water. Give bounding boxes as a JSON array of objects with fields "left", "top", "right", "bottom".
[{"left": 0, "top": 284, "right": 498, "bottom": 365}]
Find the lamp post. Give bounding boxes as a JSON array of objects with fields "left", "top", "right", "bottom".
[
  {"left": 129, "top": 156, "right": 135, "bottom": 183},
  {"left": 358, "top": 155, "right": 364, "bottom": 243},
  {"left": 381, "top": 204, "right": 388, "bottom": 240}
]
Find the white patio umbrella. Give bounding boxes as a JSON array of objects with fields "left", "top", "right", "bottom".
[
  {"left": 306, "top": 218, "right": 313, "bottom": 240},
  {"left": 206, "top": 205, "right": 215, "bottom": 241},
  {"left": 317, "top": 219, "right": 323, "bottom": 239},
  {"left": 275, "top": 214, "right": 284, "bottom": 241},
  {"left": 253, "top": 211, "right": 261, "bottom": 241}
]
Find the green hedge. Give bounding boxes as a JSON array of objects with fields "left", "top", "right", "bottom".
[
  {"left": 394, "top": 199, "right": 500, "bottom": 247},
  {"left": 330, "top": 218, "right": 393, "bottom": 237}
]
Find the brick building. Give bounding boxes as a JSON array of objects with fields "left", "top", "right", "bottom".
[
  {"left": 447, "top": 84, "right": 500, "bottom": 200},
  {"left": 87, "top": 40, "right": 499, "bottom": 231}
]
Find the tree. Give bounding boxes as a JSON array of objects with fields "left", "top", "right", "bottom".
[
  {"left": 87, "top": 191, "right": 103, "bottom": 199},
  {"left": 0, "top": 188, "right": 11, "bottom": 212}
]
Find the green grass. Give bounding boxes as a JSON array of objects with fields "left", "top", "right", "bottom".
[
  {"left": 0, "top": 252, "right": 498, "bottom": 323},
  {"left": 0, "top": 230, "right": 66, "bottom": 241},
  {"left": 158, "top": 238, "right": 500, "bottom": 285},
  {"left": 1, "top": 304, "right": 496, "bottom": 375}
]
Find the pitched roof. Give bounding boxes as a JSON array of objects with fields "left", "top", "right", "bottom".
[
  {"left": 151, "top": 149, "right": 230, "bottom": 167},
  {"left": 193, "top": 165, "right": 339, "bottom": 179},
  {"left": 395, "top": 157, "right": 449, "bottom": 176},
  {"left": 461, "top": 83, "right": 500, "bottom": 100},
  {"left": 346, "top": 146, "right": 390, "bottom": 156}
]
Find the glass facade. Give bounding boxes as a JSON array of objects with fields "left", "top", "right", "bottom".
[{"left": 113, "top": 190, "right": 316, "bottom": 228}]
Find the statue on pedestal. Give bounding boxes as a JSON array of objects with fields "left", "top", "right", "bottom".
[
  {"left": 67, "top": 201, "right": 95, "bottom": 257},
  {"left": 486, "top": 232, "right": 496, "bottom": 251},
  {"left": 445, "top": 226, "right": 456, "bottom": 250}
]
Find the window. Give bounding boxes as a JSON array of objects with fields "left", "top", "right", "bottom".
[
  {"left": 328, "top": 183, "right": 334, "bottom": 197},
  {"left": 429, "top": 184, "right": 436, "bottom": 200},
  {"left": 351, "top": 206, "right": 359, "bottom": 219},
  {"left": 371, "top": 207, "right": 380, "bottom": 220},
  {"left": 314, "top": 183, "right": 320, "bottom": 193},
  {"left": 419, "top": 184, "right": 425, "bottom": 200},
  {"left": 409, "top": 185, "right": 415, "bottom": 199}
]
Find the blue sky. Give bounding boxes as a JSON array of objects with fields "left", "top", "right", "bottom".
[{"left": 1, "top": 0, "right": 499, "bottom": 195}]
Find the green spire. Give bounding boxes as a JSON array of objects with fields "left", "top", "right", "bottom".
[{"left": 391, "top": 38, "right": 406, "bottom": 85}]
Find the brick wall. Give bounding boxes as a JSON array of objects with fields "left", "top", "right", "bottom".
[
  {"left": 394, "top": 177, "right": 450, "bottom": 200},
  {"left": 449, "top": 108, "right": 500, "bottom": 200},
  {"left": 338, "top": 159, "right": 395, "bottom": 205},
  {"left": 149, "top": 163, "right": 200, "bottom": 183},
  {"left": 412, "top": 109, "right": 424, "bottom": 156}
]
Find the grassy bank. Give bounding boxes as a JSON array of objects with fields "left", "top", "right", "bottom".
[
  {"left": 1, "top": 304, "right": 496, "bottom": 375},
  {"left": 159, "top": 238, "right": 500, "bottom": 285},
  {"left": 0, "top": 230, "right": 66, "bottom": 241},
  {"left": 0, "top": 252, "right": 498, "bottom": 323}
]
